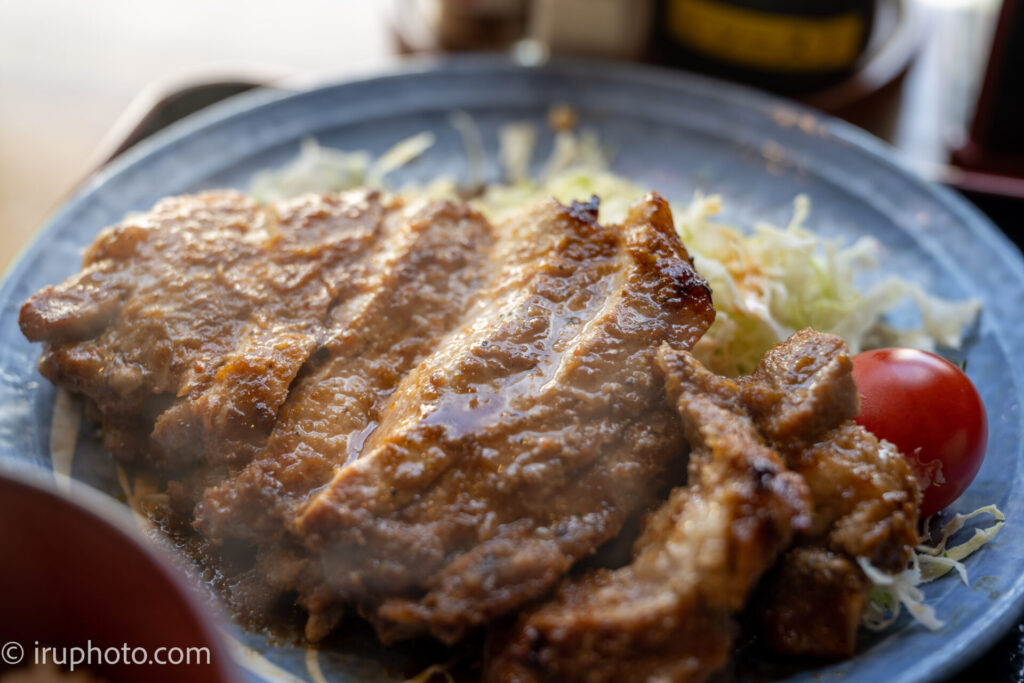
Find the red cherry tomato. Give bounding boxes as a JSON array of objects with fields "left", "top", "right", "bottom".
[{"left": 851, "top": 348, "right": 988, "bottom": 518}]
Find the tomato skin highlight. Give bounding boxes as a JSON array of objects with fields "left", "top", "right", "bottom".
[{"left": 851, "top": 348, "right": 988, "bottom": 518}]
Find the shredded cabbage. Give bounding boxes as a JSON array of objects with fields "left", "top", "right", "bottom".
[
  {"left": 250, "top": 134, "right": 437, "bottom": 203},
  {"left": 250, "top": 120, "right": 980, "bottom": 377},
  {"left": 250, "top": 138, "right": 371, "bottom": 202},
  {"left": 861, "top": 505, "right": 1004, "bottom": 632}
]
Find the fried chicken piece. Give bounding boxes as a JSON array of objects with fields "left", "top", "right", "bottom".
[
  {"left": 741, "top": 328, "right": 859, "bottom": 444},
  {"left": 754, "top": 423, "right": 919, "bottom": 657},
  {"left": 486, "top": 347, "right": 810, "bottom": 683},
  {"left": 743, "top": 330, "right": 918, "bottom": 559},
  {"left": 288, "top": 193, "right": 714, "bottom": 644},
  {"left": 785, "top": 423, "right": 919, "bottom": 570},
  {"left": 20, "top": 190, "right": 442, "bottom": 468}
]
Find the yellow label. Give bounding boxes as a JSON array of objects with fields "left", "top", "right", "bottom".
[{"left": 666, "top": 0, "right": 864, "bottom": 72}]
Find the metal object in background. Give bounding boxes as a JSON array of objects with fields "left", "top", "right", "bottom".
[{"left": 394, "top": 0, "right": 923, "bottom": 116}]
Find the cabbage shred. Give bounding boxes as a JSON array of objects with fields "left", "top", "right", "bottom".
[{"left": 861, "top": 505, "right": 1004, "bottom": 632}]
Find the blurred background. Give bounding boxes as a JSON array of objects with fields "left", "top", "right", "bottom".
[{"left": 1, "top": 0, "right": 1020, "bottom": 272}]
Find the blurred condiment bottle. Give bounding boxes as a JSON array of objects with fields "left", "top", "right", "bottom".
[
  {"left": 431, "top": 0, "right": 654, "bottom": 58},
  {"left": 396, "top": 0, "right": 876, "bottom": 94},
  {"left": 653, "top": 0, "right": 876, "bottom": 91},
  {"left": 436, "top": 0, "right": 528, "bottom": 50},
  {"left": 529, "top": 0, "right": 654, "bottom": 59}
]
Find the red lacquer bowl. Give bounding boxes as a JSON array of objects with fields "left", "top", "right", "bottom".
[{"left": 0, "top": 465, "right": 242, "bottom": 683}]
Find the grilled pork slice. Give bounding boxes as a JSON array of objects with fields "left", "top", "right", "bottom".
[
  {"left": 664, "top": 328, "right": 918, "bottom": 657},
  {"left": 20, "top": 189, "right": 713, "bottom": 646},
  {"left": 745, "top": 330, "right": 920, "bottom": 658},
  {"left": 195, "top": 198, "right": 494, "bottom": 542},
  {"left": 486, "top": 346, "right": 811, "bottom": 683},
  {"left": 287, "top": 193, "right": 714, "bottom": 644},
  {"left": 755, "top": 422, "right": 919, "bottom": 657},
  {"left": 488, "top": 329, "right": 920, "bottom": 680},
  {"left": 19, "top": 190, "right": 449, "bottom": 468},
  {"left": 756, "top": 546, "right": 871, "bottom": 659}
]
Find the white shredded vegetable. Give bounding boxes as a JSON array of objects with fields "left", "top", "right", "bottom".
[
  {"left": 860, "top": 504, "right": 1004, "bottom": 632},
  {"left": 499, "top": 122, "right": 537, "bottom": 184},
  {"left": 249, "top": 118, "right": 980, "bottom": 377},
  {"left": 860, "top": 554, "right": 946, "bottom": 632},
  {"left": 448, "top": 111, "right": 487, "bottom": 190},
  {"left": 250, "top": 138, "right": 371, "bottom": 202},
  {"left": 402, "top": 663, "right": 455, "bottom": 683},
  {"left": 367, "top": 131, "right": 435, "bottom": 187}
]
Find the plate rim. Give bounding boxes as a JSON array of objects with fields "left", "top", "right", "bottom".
[
  {"left": 7, "top": 54, "right": 1023, "bottom": 290},
  {"left": 3, "top": 54, "right": 1023, "bottom": 683}
]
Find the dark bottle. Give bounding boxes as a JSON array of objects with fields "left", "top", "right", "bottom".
[{"left": 653, "top": 0, "right": 877, "bottom": 93}]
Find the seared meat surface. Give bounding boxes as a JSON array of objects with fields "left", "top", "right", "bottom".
[
  {"left": 488, "top": 329, "right": 920, "bottom": 680},
  {"left": 195, "top": 196, "right": 494, "bottom": 542},
  {"left": 21, "top": 181, "right": 921, "bottom": 673},
  {"left": 21, "top": 190, "right": 715, "bottom": 647},
  {"left": 745, "top": 330, "right": 920, "bottom": 658},
  {"left": 295, "top": 193, "right": 714, "bottom": 643},
  {"left": 487, "top": 346, "right": 811, "bottom": 683},
  {"left": 756, "top": 546, "right": 871, "bottom": 659},
  {"left": 20, "top": 190, "right": 432, "bottom": 468}
]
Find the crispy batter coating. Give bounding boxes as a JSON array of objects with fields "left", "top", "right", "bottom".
[{"left": 747, "top": 330, "right": 920, "bottom": 658}]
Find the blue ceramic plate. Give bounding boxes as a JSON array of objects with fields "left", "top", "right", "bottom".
[{"left": 1, "top": 56, "right": 1021, "bottom": 683}]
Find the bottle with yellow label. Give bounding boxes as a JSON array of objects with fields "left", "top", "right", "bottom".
[{"left": 654, "top": 0, "right": 876, "bottom": 92}]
